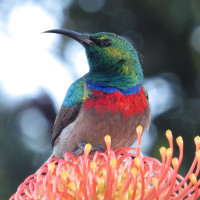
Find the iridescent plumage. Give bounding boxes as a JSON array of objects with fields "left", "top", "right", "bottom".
[{"left": 44, "top": 30, "right": 150, "bottom": 158}]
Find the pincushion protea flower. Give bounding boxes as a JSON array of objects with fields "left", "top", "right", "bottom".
[{"left": 10, "top": 126, "right": 200, "bottom": 200}]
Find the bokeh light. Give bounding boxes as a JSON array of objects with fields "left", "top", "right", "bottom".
[
  {"left": 191, "top": 26, "right": 200, "bottom": 52},
  {"left": 79, "top": 0, "right": 106, "bottom": 13},
  {"left": 19, "top": 108, "right": 50, "bottom": 153}
]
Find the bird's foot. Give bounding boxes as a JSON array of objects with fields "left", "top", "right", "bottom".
[
  {"left": 72, "top": 142, "right": 105, "bottom": 156},
  {"left": 72, "top": 142, "right": 86, "bottom": 156},
  {"left": 91, "top": 144, "right": 105, "bottom": 153}
]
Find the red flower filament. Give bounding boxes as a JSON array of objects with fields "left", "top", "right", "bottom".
[{"left": 10, "top": 126, "right": 200, "bottom": 200}]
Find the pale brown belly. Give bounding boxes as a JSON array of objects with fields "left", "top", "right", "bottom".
[{"left": 53, "top": 106, "right": 150, "bottom": 158}]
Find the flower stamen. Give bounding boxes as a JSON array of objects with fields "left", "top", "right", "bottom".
[
  {"left": 10, "top": 128, "right": 200, "bottom": 200},
  {"left": 152, "top": 177, "right": 159, "bottom": 200},
  {"left": 136, "top": 125, "right": 143, "bottom": 157}
]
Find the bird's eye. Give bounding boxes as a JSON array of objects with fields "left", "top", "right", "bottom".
[
  {"left": 102, "top": 39, "right": 112, "bottom": 47},
  {"left": 90, "top": 37, "right": 112, "bottom": 47}
]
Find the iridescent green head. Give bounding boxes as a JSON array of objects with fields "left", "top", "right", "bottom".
[{"left": 43, "top": 29, "right": 143, "bottom": 89}]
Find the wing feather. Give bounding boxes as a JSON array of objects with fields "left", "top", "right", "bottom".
[
  {"left": 52, "top": 104, "right": 82, "bottom": 146},
  {"left": 51, "top": 77, "right": 89, "bottom": 146}
]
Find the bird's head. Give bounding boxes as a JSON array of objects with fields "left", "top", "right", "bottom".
[{"left": 44, "top": 29, "right": 143, "bottom": 88}]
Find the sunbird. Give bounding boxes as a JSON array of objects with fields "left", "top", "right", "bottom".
[{"left": 44, "top": 29, "right": 150, "bottom": 158}]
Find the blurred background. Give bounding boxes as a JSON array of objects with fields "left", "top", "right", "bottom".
[{"left": 1, "top": 0, "right": 200, "bottom": 198}]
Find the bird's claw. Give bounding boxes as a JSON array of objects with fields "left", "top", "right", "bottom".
[
  {"left": 72, "top": 141, "right": 87, "bottom": 156},
  {"left": 72, "top": 142, "right": 105, "bottom": 156},
  {"left": 91, "top": 144, "right": 105, "bottom": 152}
]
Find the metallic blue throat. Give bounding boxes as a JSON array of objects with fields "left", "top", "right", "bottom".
[{"left": 86, "top": 80, "right": 141, "bottom": 96}]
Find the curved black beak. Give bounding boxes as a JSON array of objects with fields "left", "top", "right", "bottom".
[{"left": 43, "top": 29, "right": 94, "bottom": 46}]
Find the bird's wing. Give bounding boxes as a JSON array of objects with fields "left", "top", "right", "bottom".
[
  {"left": 52, "top": 78, "right": 90, "bottom": 146},
  {"left": 52, "top": 104, "right": 82, "bottom": 146}
]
